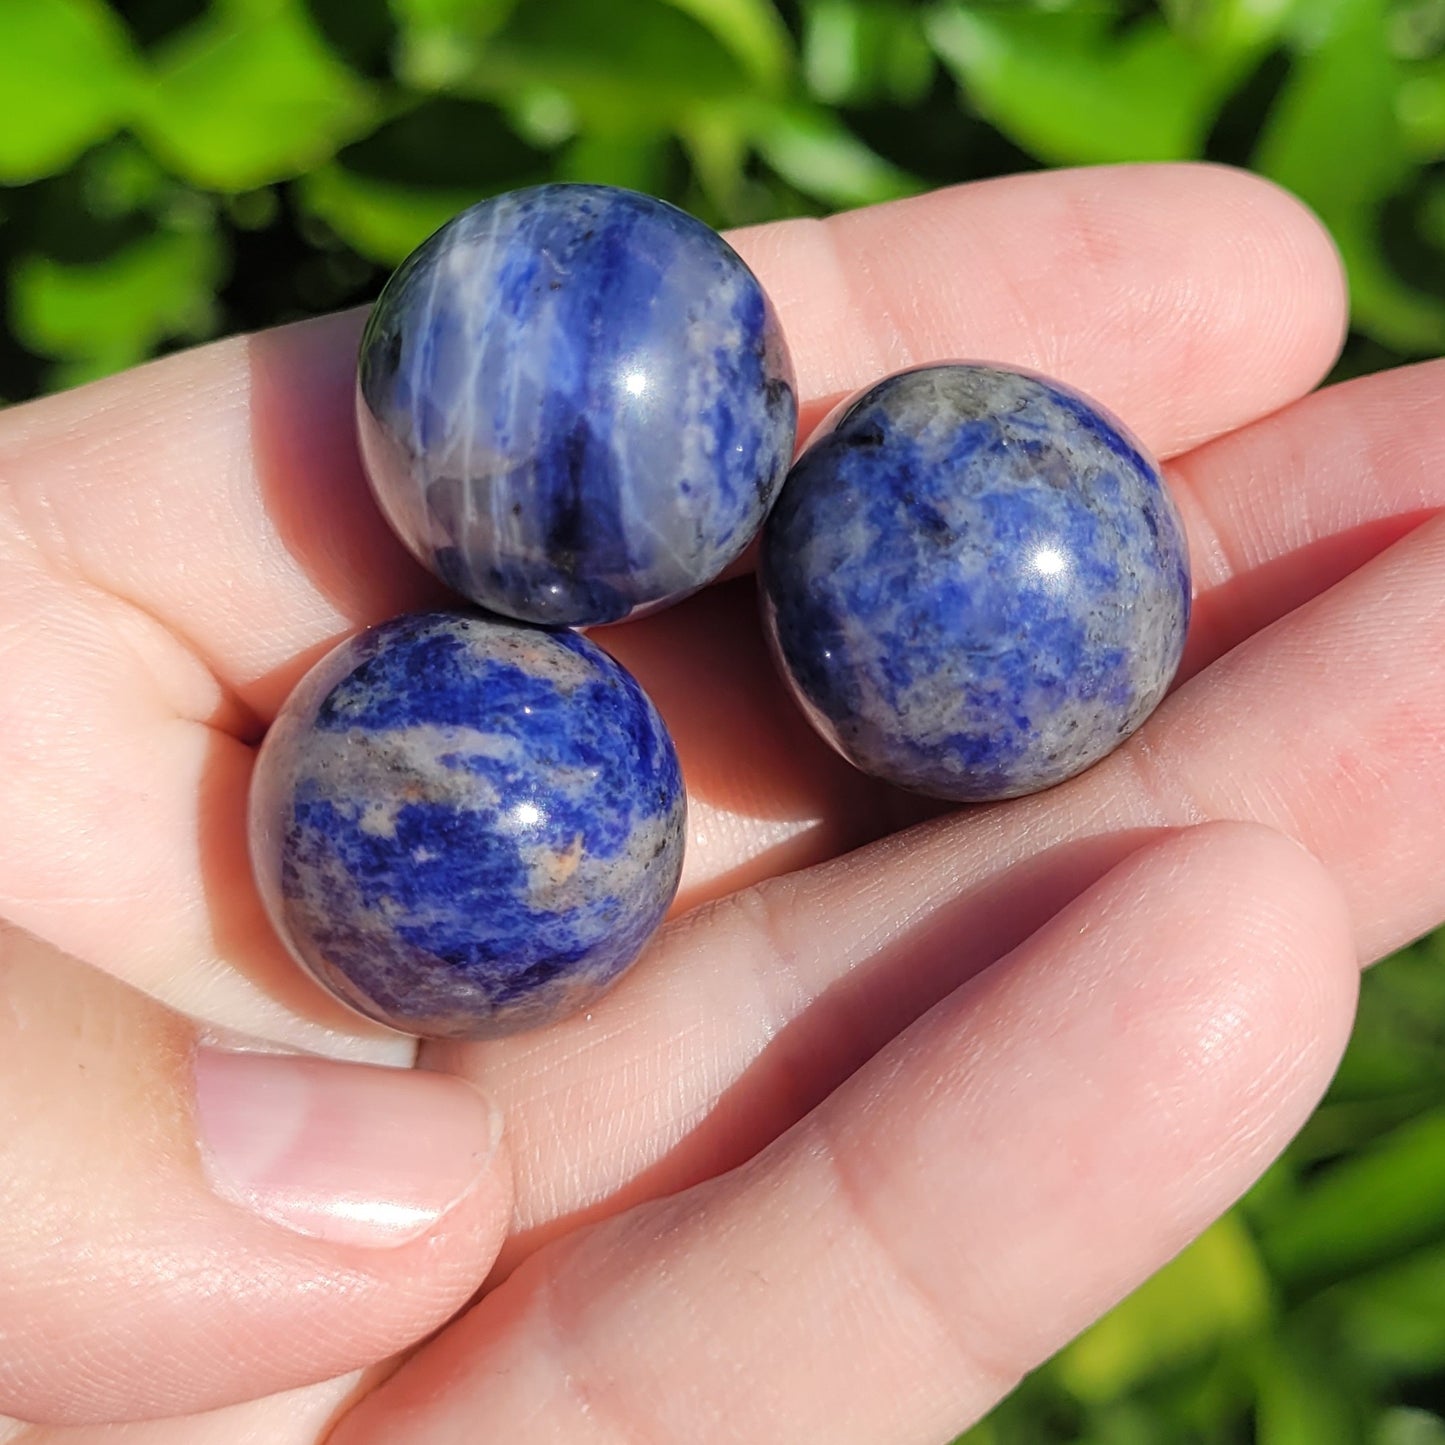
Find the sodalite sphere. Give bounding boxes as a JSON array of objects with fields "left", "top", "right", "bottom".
[
  {"left": 759, "top": 365, "right": 1191, "bottom": 802},
  {"left": 356, "top": 183, "right": 797, "bottom": 626},
  {"left": 249, "top": 613, "right": 686, "bottom": 1039}
]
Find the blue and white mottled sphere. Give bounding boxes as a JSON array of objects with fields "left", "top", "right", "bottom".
[
  {"left": 249, "top": 613, "right": 686, "bottom": 1039},
  {"left": 759, "top": 365, "right": 1191, "bottom": 802},
  {"left": 356, "top": 183, "right": 797, "bottom": 626}
]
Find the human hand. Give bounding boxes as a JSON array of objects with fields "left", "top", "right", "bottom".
[{"left": 1, "top": 163, "right": 1440, "bottom": 1445}]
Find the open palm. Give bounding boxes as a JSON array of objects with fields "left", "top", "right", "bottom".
[{"left": 2, "top": 164, "right": 1442, "bottom": 1445}]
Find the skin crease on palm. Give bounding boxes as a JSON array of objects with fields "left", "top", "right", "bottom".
[{"left": 3, "top": 159, "right": 1445, "bottom": 1443}]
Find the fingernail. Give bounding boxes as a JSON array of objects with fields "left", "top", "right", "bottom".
[{"left": 193, "top": 1047, "right": 501, "bottom": 1248}]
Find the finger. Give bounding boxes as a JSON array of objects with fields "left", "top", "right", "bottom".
[
  {"left": 0, "top": 927, "right": 510, "bottom": 1426},
  {"left": 2, "top": 163, "right": 1342, "bottom": 720},
  {"left": 0, "top": 546, "right": 404, "bottom": 1054},
  {"left": 6, "top": 362, "right": 1434, "bottom": 1062},
  {"left": 0, "top": 1372, "right": 367, "bottom": 1445},
  {"left": 1171, "top": 355, "right": 1445, "bottom": 680},
  {"left": 629, "top": 355, "right": 1445, "bottom": 908},
  {"left": 603, "top": 581, "right": 919, "bottom": 911},
  {"left": 435, "top": 502, "right": 1445, "bottom": 1270},
  {"left": 339, "top": 823, "right": 1357, "bottom": 1445},
  {"left": 0, "top": 165, "right": 1347, "bottom": 1045}
]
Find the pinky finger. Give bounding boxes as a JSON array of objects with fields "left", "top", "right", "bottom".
[{"left": 334, "top": 822, "right": 1357, "bottom": 1445}]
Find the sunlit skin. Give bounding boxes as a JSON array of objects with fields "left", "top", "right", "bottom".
[{"left": 1, "top": 164, "right": 1444, "bottom": 1444}]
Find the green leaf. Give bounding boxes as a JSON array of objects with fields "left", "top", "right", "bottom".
[
  {"left": 0, "top": 0, "right": 139, "bottom": 183},
  {"left": 657, "top": 0, "right": 792, "bottom": 87},
  {"left": 399, "top": 0, "right": 748, "bottom": 134},
  {"left": 392, "top": 0, "right": 516, "bottom": 24},
  {"left": 1262, "top": 1105, "right": 1445, "bottom": 1291},
  {"left": 298, "top": 166, "right": 483, "bottom": 264},
  {"left": 803, "top": 0, "right": 934, "bottom": 106},
  {"left": 557, "top": 132, "right": 672, "bottom": 194},
  {"left": 338, "top": 96, "right": 550, "bottom": 189},
  {"left": 950, "top": 1418, "right": 998, "bottom": 1445},
  {"left": 1397, "top": 60, "right": 1445, "bottom": 161},
  {"left": 1075, "top": 1400, "right": 1203, "bottom": 1445},
  {"left": 1376, "top": 1409, "right": 1445, "bottom": 1445},
  {"left": 1161, "top": 0, "right": 1297, "bottom": 55},
  {"left": 680, "top": 110, "right": 751, "bottom": 216},
  {"left": 1253, "top": 1331, "right": 1370, "bottom": 1445},
  {"left": 389, "top": 0, "right": 520, "bottom": 91},
  {"left": 1319, "top": 932, "right": 1445, "bottom": 1107},
  {"left": 1425, "top": 178, "right": 1445, "bottom": 251},
  {"left": 10, "top": 226, "right": 224, "bottom": 386},
  {"left": 79, "top": 140, "right": 170, "bottom": 221},
  {"left": 300, "top": 89, "right": 559, "bottom": 261},
  {"left": 1389, "top": 0, "right": 1445, "bottom": 60},
  {"left": 305, "top": 0, "right": 398, "bottom": 75},
  {"left": 925, "top": 3, "right": 1235, "bottom": 164},
  {"left": 1332, "top": 1239, "right": 1445, "bottom": 1379},
  {"left": 804, "top": 0, "right": 866, "bottom": 102},
  {"left": 1255, "top": 0, "right": 1445, "bottom": 353},
  {"left": 952, "top": 1385, "right": 1063, "bottom": 1445},
  {"left": 1053, "top": 1214, "right": 1272, "bottom": 1403},
  {"left": 749, "top": 101, "right": 922, "bottom": 208},
  {"left": 137, "top": 0, "right": 378, "bottom": 190}
]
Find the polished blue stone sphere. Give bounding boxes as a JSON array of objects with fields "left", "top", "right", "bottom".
[
  {"left": 250, "top": 612, "right": 686, "bottom": 1039},
  {"left": 759, "top": 365, "right": 1191, "bottom": 802},
  {"left": 356, "top": 183, "right": 797, "bottom": 626}
]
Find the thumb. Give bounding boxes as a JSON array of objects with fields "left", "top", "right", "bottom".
[{"left": 0, "top": 925, "right": 511, "bottom": 1426}]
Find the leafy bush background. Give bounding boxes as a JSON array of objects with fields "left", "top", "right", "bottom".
[{"left": 2, "top": 1, "right": 1444, "bottom": 1441}]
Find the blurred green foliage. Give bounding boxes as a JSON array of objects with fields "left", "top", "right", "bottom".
[
  {"left": 2, "top": 1, "right": 1444, "bottom": 1441},
  {"left": 972, "top": 927, "right": 1445, "bottom": 1445},
  {"left": 2, "top": 0, "right": 1444, "bottom": 398}
]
